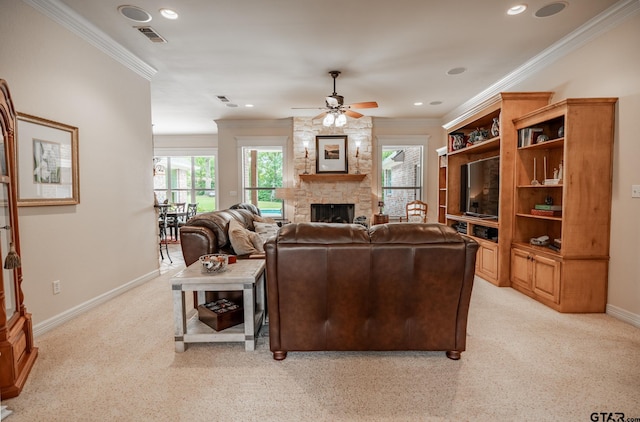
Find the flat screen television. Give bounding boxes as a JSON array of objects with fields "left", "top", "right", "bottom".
[{"left": 459, "top": 156, "right": 500, "bottom": 219}]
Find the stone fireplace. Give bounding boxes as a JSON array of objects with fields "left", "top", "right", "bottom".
[{"left": 289, "top": 117, "right": 374, "bottom": 224}]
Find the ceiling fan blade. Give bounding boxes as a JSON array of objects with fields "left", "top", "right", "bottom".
[
  {"left": 312, "top": 111, "right": 328, "bottom": 120},
  {"left": 348, "top": 101, "right": 378, "bottom": 109},
  {"left": 292, "top": 107, "right": 325, "bottom": 110},
  {"left": 344, "top": 110, "right": 364, "bottom": 119}
]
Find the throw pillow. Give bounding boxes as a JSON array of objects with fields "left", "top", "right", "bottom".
[
  {"left": 254, "top": 221, "right": 280, "bottom": 244},
  {"left": 228, "top": 219, "right": 264, "bottom": 255}
]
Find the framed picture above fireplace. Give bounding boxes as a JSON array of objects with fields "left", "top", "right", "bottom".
[{"left": 316, "top": 135, "right": 348, "bottom": 174}]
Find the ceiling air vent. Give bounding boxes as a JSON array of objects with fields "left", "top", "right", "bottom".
[
  {"left": 217, "top": 96, "right": 230, "bottom": 102},
  {"left": 135, "top": 26, "right": 167, "bottom": 43}
]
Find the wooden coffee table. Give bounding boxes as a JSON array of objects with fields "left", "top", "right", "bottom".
[{"left": 171, "top": 258, "right": 266, "bottom": 352}]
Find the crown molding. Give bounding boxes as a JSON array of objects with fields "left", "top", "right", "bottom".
[
  {"left": 373, "top": 117, "right": 441, "bottom": 128},
  {"left": 22, "top": 0, "right": 157, "bottom": 80},
  {"left": 442, "top": 0, "right": 640, "bottom": 129}
]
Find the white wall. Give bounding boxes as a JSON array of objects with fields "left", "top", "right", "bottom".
[
  {"left": 0, "top": 1, "right": 158, "bottom": 327},
  {"left": 507, "top": 12, "right": 640, "bottom": 322}
]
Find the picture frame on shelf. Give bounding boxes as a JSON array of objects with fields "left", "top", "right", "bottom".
[
  {"left": 16, "top": 113, "right": 79, "bottom": 206},
  {"left": 316, "top": 135, "right": 348, "bottom": 173}
]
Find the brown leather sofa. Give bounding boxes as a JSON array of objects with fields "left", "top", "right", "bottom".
[
  {"left": 179, "top": 204, "right": 261, "bottom": 266},
  {"left": 264, "top": 222, "right": 479, "bottom": 361}
]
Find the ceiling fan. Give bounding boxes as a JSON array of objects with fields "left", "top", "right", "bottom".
[{"left": 293, "top": 70, "right": 378, "bottom": 126}]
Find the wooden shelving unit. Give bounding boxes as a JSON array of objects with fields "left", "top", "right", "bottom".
[
  {"left": 444, "top": 92, "right": 553, "bottom": 286},
  {"left": 511, "top": 98, "right": 617, "bottom": 312},
  {"left": 436, "top": 146, "right": 447, "bottom": 224}
]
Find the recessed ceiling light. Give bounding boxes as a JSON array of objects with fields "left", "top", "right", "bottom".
[
  {"left": 447, "top": 67, "right": 467, "bottom": 76},
  {"left": 535, "top": 2, "right": 567, "bottom": 18},
  {"left": 159, "top": 8, "right": 179, "bottom": 20},
  {"left": 414, "top": 102, "right": 423, "bottom": 106},
  {"left": 245, "top": 104, "right": 254, "bottom": 108},
  {"left": 430, "top": 101, "right": 443, "bottom": 106},
  {"left": 118, "top": 5, "right": 152, "bottom": 23},
  {"left": 507, "top": 4, "right": 527, "bottom": 15}
]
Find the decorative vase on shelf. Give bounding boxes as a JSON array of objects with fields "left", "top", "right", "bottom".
[
  {"left": 451, "top": 133, "right": 465, "bottom": 151},
  {"left": 491, "top": 117, "right": 500, "bottom": 137}
]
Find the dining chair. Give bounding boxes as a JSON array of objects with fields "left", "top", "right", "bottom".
[
  {"left": 401, "top": 200, "right": 428, "bottom": 223},
  {"left": 169, "top": 202, "right": 186, "bottom": 240},
  {"left": 178, "top": 203, "right": 198, "bottom": 234},
  {"left": 157, "top": 204, "right": 172, "bottom": 262},
  {"left": 186, "top": 203, "right": 198, "bottom": 220}
]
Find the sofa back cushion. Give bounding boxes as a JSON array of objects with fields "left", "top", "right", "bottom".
[
  {"left": 368, "top": 222, "right": 466, "bottom": 244},
  {"left": 275, "top": 222, "right": 369, "bottom": 244}
]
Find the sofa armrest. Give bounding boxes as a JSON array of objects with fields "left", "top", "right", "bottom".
[{"left": 179, "top": 226, "right": 217, "bottom": 266}]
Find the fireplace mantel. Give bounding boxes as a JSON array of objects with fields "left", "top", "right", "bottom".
[{"left": 299, "top": 174, "right": 366, "bottom": 182}]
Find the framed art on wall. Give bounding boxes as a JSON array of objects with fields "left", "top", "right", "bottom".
[
  {"left": 316, "top": 135, "right": 348, "bottom": 174},
  {"left": 16, "top": 113, "right": 79, "bottom": 206}
]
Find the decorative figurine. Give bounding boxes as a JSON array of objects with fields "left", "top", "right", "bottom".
[
  {"left": 491, "top": 117, "right": 500, "bottom": 137},
  {"left": 536, "top": 134, "right": 549, "bottom": 143},
  {"left": 557, "top": 161, "right": 563, "bottom": 181}
]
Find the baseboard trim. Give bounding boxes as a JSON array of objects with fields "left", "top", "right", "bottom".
[
  {"left": 33, "top": 269, "right": 161, "bottom": 337},
  {"left": 606, "top": 304, "right": 640, "bottom": 328}
]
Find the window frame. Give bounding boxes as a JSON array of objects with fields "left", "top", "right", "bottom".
[
  {"left": 376, "top": 135, "right": 429, "bottom": 219},
  {"left": 236, "top": 136, "right": 289, "bottom": 219},
  {"left": 153, "top": 148, "right": 218, "bottom": 212}
]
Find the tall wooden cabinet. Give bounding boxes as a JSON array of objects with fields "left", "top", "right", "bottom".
[
  {"left": 444, "top": 92, "right": 553, "bottom": 286},
  {"left": 0, "top": 80, "right": 38, "bottom": 398},
  {"left": 511, "top": 98, "right": 617, "bottom": 312}
]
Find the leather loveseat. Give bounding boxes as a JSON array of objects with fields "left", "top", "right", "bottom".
[
  {"left": 179, "top": 203, "right": 262, "bottom": 266},
  {"left": 264, "top": 222, "right": 479, "bottom": 360}
]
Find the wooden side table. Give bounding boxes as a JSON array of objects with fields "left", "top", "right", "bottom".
[
  {"left": 171, "top": 259, "right": 266, "bottom": 352},
  {"left": 372, "top": 214, "right": 389, "bottom": 225}
]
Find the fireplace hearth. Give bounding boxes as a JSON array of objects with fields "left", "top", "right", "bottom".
[{"left": 311, "top": 204, "right": 355, "bottom": 223}]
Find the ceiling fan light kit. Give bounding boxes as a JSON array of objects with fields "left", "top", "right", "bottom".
[{"left": 295, "top": 70, "right": 378, "bottom": 127}]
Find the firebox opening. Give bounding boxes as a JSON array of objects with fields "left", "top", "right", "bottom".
[{"left": 311, "top": 203, "right": 355, "bottom": 223}]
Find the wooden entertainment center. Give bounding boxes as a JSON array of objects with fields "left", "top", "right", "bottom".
[{"left": 441, "top": 93, "right": 617, "bottom": 312}]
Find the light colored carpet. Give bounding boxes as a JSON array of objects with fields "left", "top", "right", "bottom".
[{"left": 4, "top": 244, "right": 640, "bottom": 421}]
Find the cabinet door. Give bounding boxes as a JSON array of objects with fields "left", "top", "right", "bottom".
[
  {"left": 477, "top": 241, "right": 498, "bottom": 281},
  {"left": 510, "top": 248, "right": 532, "bottom": 290},
  {"left": 532, "top": 254, "right": 561, "bottom": 304}
]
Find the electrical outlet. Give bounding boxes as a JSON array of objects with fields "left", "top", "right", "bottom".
[
  {"left": 52, "top": 280, "right": 61, "bottom": 295},
  {"left": 632, "top": 185, "right": 640, "bottom": 198}
]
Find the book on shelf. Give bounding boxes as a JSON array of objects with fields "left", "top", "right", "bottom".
[
  {"left": 530, "top": 208, "right": 562, "bottom": 217},
  {"left": 518, "top": 127, "right": 544, "bottom": 147},
  {"left": 534, "top": 204, "right": 562, "bottom": 211}
]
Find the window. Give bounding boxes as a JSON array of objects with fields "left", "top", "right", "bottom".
[
  {"left": 380, "top": 144, "right": 424, "bottom": 218},
  {"left": 241, "top": 146, "right": 284, "bottom": 218},
  {"left": 153, "top": 156, "right": 216, "bottom": 213}
]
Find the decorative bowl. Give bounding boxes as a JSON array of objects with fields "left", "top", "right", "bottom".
[{"left": 199, "top": 254, "right": 228, "bottom": 273}]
